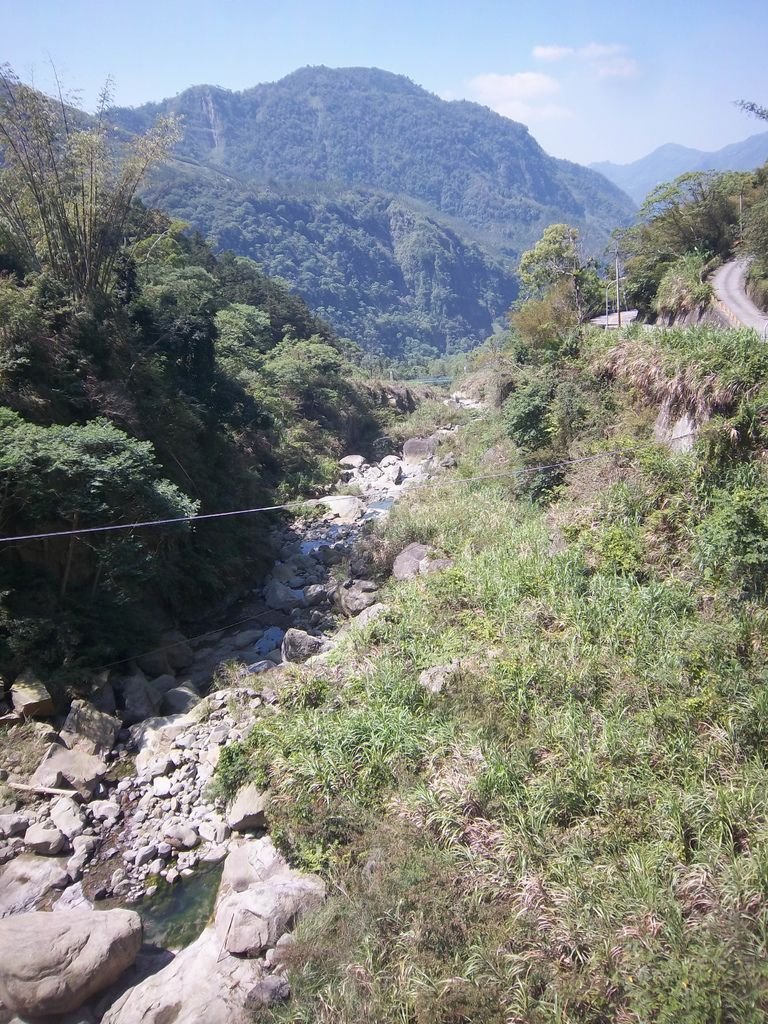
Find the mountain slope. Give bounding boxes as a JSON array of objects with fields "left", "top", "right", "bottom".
[
  {"left": 592, "top": 131, "right": 768, "bottom": 204},
  {"left": 114, "top": 66, "right": 635, "bottom": 356}
]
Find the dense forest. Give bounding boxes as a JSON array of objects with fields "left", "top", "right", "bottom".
[
  {"left": 0, "top": 71, "right": 387, "bottom": 681},
  {"left": 110, "top": 66, "right": 636, "bottom": 357}
]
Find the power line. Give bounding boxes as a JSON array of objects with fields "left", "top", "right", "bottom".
[
  {"left": 68, "top": 433, "right": 700, "bottom": 674},
  {"left": 0, "top": 433, "right": 698, "bottom": 546}
]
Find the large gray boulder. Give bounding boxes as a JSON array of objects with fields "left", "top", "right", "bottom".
[
  {"left": 29, "top": 744, "right": 107, "bottom": 799},
  {"left": 392, "top": 542, "right": 431, "bottom": 580},
  {"left": 264, "top": 580, "right": 305, "bottom": 612},
  {"left": 51, "top": 797, "right": 87, "bottom": 840},
  {"left": 332, "top": 579, "right": 379, "bottom": 617},
  {"left": 101, "top": 838, "right": 322, "bottom": 1024},
  {"left": 119, "top": 672, "right": 162, "bottom": 726},
  {"left": 402, "top": 437, "right": 437, "bottom": 464},
  {"left": 215, "top": 875, "right": 325, "bottom": 956},
  {"left": 227, "top": 784, "right": 268, "bottom": 832},
  {"left": 161, "top": 685, "right": 200, "bottom": 715},
  {"left": 315, "top": 495, "right": 364, "bottom": 523},
  {"left": 0, "top": 854, "right": 70, "bottom": 917},
  {"left": 10, "top": 671, "right": 55, "bottom": 718},
  {"left": 281, "top": 629, "right": 324, "bottom": 663},
  {"left": 60, "top": 699, "right": 119, "bottom": 756},
  {"left": 24, "top": 823, "right": 67, "bottom": 856},
  {"left": 160, "top": 630, "right": 195, "bottom": 671},
  {"left": 0, "top": 909, "right": 141, "bottom": 1016}
]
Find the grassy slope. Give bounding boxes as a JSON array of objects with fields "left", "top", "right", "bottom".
[{"left": 216, "top": 325, "right": 768, "bottom": 1023}]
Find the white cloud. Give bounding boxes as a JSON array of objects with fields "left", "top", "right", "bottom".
[
  {"left": 467, "top": 72, "right": 569, "bottom": 122},
  {"left": 532, "top": 45, "right": 574, "bottom": 61},
  {"left": 532, "top": 41, "right": 639, "bottom": 79},
  {"left": 597, "top": 57, "right": 639, "bottom": 79},
  {"left": 577, "top": 42, "right": 626, "bottom": 60}
]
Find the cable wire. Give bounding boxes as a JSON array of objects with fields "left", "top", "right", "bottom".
[{"left": 0, "top": 434, "right": 698, "bottom": 546}]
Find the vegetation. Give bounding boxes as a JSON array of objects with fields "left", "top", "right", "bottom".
[
  {"left": 0, "top": 75, "right": 387, "bottom": 681},
  {"left": 109, "top": 66, "right": 635, "bottom": 357},
  {"left": 214, "top": 321, "right": 768, "bottom": 1023}
]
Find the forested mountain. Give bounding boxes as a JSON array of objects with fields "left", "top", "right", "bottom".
[
  {"left": 592, "top": 131, "right": 768, "bottom": 204},
  {"left": 112, "top": 66, "right": 635, "bottom": 357}
]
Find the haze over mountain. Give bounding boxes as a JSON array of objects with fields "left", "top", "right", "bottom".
[
  {"left": 113, "top": 66, "right": 635, "bottom": 358},
  {"left": 592, "top": 131, "right": 768, "bottom": 205}
]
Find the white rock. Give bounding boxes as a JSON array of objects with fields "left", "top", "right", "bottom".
[{"left": 0, "top": 908, "right": 141, "bottom": 1016}]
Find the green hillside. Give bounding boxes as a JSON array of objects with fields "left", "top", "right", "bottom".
[{"left": 113, "top": 66, "right": 635, "bottom": 357}]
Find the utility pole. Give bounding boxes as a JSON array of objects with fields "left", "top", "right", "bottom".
[{"left": 615, "top": 250, "right": 622, "bottom": 329}]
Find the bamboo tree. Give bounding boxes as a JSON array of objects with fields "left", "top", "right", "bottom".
[{"left": 0, "top": 64, "right": 181, "bottom": 301}]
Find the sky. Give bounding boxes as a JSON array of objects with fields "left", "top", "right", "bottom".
[{"left": 3, "top": 0, "right": 767, "bottom": 166}]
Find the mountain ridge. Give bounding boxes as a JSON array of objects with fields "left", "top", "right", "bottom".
[
  {"left": 592, "top": 131, "right": 768, "bottom": 204},
  {"left": 112, "top": 66, "right": 635, "bottom": 357}
]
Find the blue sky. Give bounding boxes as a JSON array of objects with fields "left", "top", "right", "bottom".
[{"left": 4, "top": 0, "right": 767, "bottom": 165}]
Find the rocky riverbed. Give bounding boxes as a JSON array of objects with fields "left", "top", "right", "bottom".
[{"left": 0, "top": 420, "right": 465, "bottom": 1023}]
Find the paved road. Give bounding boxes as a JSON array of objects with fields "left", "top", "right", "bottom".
[{"left": 711, "top": 259, "right": 768, "bottom": 334}]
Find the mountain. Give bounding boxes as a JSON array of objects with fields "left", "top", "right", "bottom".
[
  {"left": 592, "top": 132, "right": 768, "bottom": 205},
  {"left": 113, "top": 66, "right": 635, "bottom": 357}
]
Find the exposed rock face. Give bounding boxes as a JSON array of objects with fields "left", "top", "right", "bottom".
[
  {"left": 30, "top": 744, "right": 107, "bottom": 799},
  {"left": 0, "top": 855, "right": 70, "bottom": 917},
  {"left": 392, "top": 542, "right": 431, "bottom": 580},
  {"left": 281, "top": 629, "right": 324, "bottom": 663},
  {"left": 60, "top": 699, "right": 120, "bottom": 756},
  {"left": 0, "top": 908, "right": 142, "bottom": 1016},
  {"left": 101, "top": 839, "right": 324, "bottom": 1024},
  {"left": 227, "top": 785, "right": 268, "bottom": 832},
  {"left": 10, "top": 672, "right": 55, "bottom": 718}
]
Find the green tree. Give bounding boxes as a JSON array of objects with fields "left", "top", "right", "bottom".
[
  {"left": 517, "top": 223, "right": 600, "bottom": 322},
  {"left": 0, "top": 65, "right": 180, "bottom": 301}
]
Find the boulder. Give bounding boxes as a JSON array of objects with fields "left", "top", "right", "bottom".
[
  {"left": 402, "top": 437, "right": 437, "bottom": 464},
  {"left": 339, "top": 455, "right": 365, "bottom": 469},
  {"left": 160, "top": 630, "right": 195, "bottom": 671},
  {"left": 0, "top": 854, "right": 70, "bottom": 917},
  {"left": 50, "top": 797, "right": 87, "bottom": 840},
  {"left": 303, "top": 583, "right": 328, "bottom": 607},
  {"left": 332, "top": 579, "right": 379, "bottom": 617},
  {"left": 135, "top": 648, "right": 172, "bottom": 678},
  {"left": 418, "top": 660, "right": 461, "bottom": 695},
  {"left": 24, "top": 823, "right": 67, "bottom": 856},
  {"left": 53, "top": 881, "right": 94, "bottom": 912},
  {"left": 0, "top": 908, "right": 141, "bottom": 1016},
  {"left": 281, "top": 629, "right": 324, "bottom": 663},
  {"left": 119, "top": 672, "right": 162, "bottom": 726},
  {"left": 163, "top": 824, "right": 199, "bottom": 850},
  {"left": 315, "top": 495, "right": 364, "bottom": 523},
  {"left": 215, "top": 874, "right": 325, "bottom": 956},
  {"left": 392, "top": 542, "right": 431, "bottom": 580},
  {"left": 161, "top": 686, "right": 200, "bottom": 715},
  {"left": 89, "top": 800, "right": 121, "bottom": 824},
  {"left": 146, "top": 674, "right": 178, "bottom": 696},
  {"left": 254, "top": 627, "right": 285, "bottom": 656},
  {"left": 10, "top": 672, "right": 55, "bottom": 718},
  {"left": 354, "top": 602, "right": 389, "bottom": 628},
  {"left": 29, "top": 744, "right": 107, "bottom": 799},
  {"left": 0, "top": 814, "right": 28, "bottom": 840},
  {"left": 227, "top": 785, "right": 268, "bottom": 832},
  {"left": 100, "top": 924, "right": 267, "bottom": 1024},
  {"left": 264, "top": 580, "right": 305, "bottom": 612},
  {"left": 60, "top": 699, "right": 119, "bottom": 756}
]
